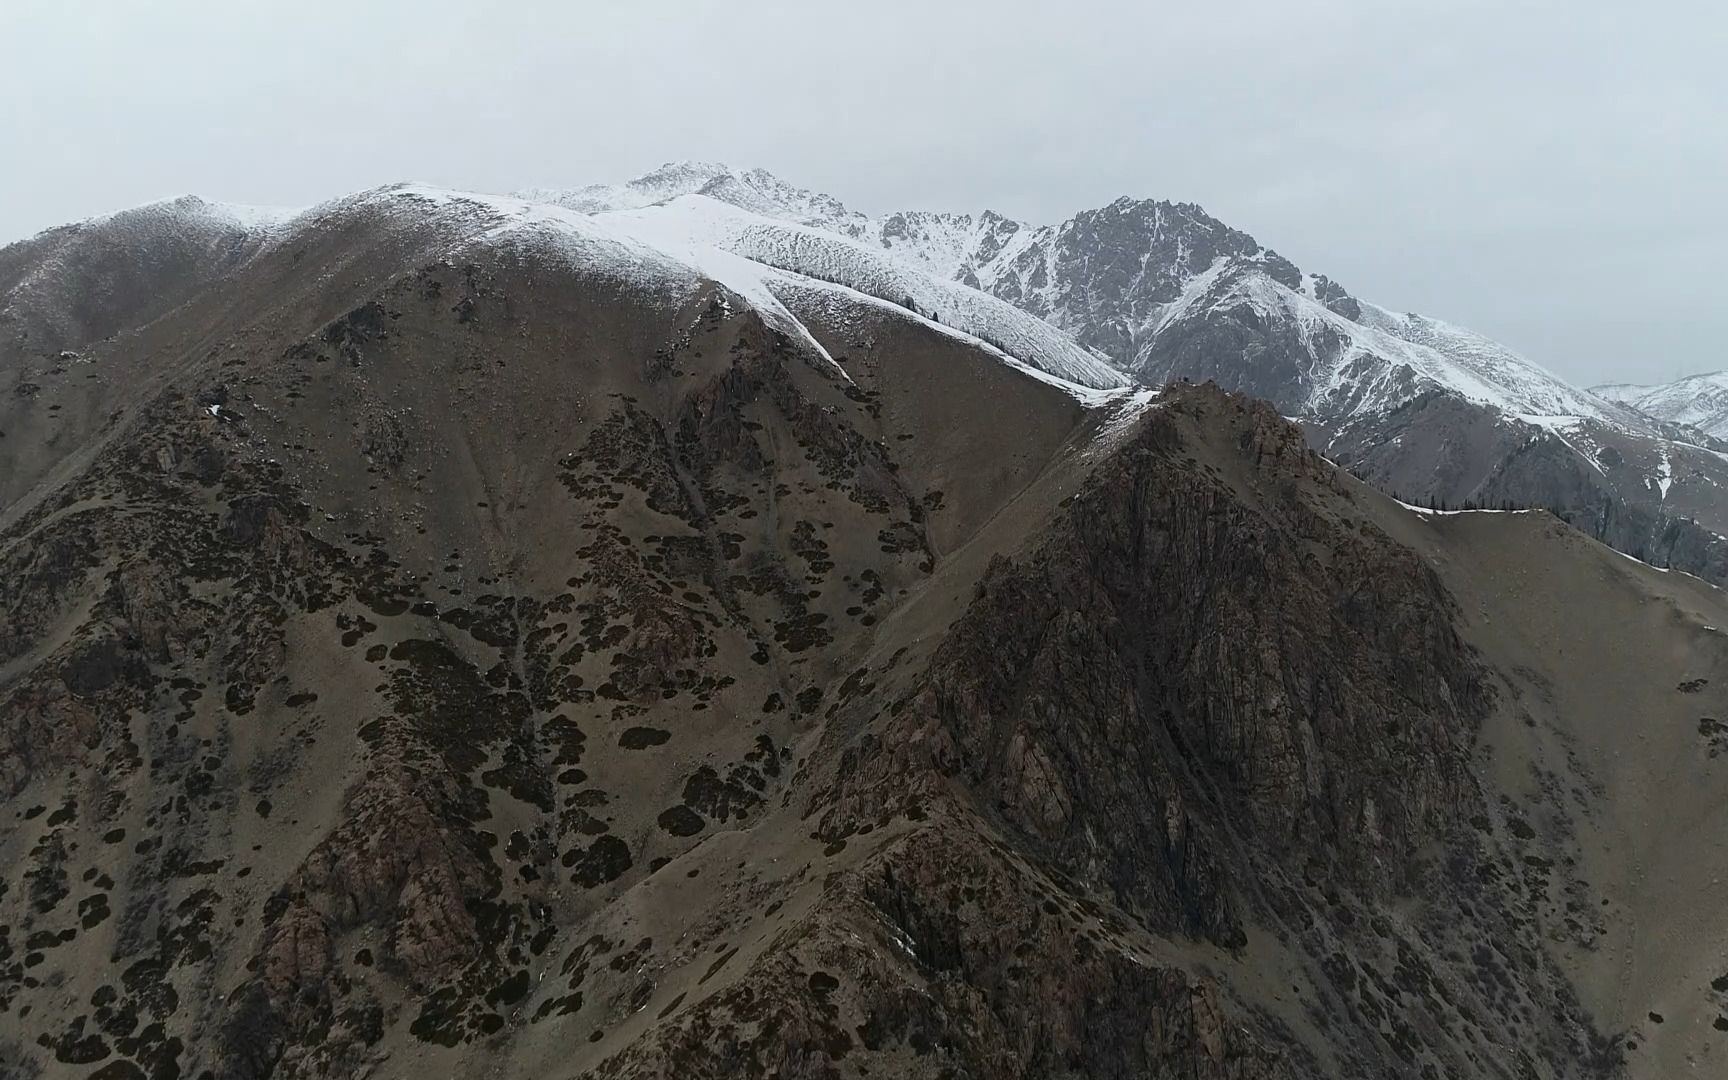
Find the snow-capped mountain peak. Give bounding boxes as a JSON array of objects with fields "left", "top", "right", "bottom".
[
  {"left": 9, "top": 165, "right": 1655, "bottom": 439},
  {"left": 521, "top": 162, "right": 869, "bottom": 238},
  {"left": 486, "top": 166, "right": 1676, "bottom": 444},
  {"left": 1593, "top": 371, "right": 1728, "bottom": 439},
  {"left": 587, "top": 192, "right": 1129, "bottom": 390},
  {"left": 11, "top": 163, "right": 1728, "bottom": 591}
]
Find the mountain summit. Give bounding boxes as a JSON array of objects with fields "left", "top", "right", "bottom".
[{"left": 533, "top": 163, "right": 1625, "bottom": 421}]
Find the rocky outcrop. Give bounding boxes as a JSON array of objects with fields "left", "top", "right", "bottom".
[{"left": 827, "top": 390, "right": 1490, "bottom": 943}]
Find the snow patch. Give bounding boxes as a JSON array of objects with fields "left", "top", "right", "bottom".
[
  {"left": 1397, "top": 500, "right": 1542, "bottom": 518},
  {"left": 591, "top": 195, "right": 1129, "bottom": 390}
]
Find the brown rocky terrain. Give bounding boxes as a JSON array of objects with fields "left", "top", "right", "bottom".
[{"left": 4, "top": 191, "right": 1728, "bottom": 1079}]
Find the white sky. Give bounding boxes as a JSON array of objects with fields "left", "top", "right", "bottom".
[{"left": 2, "top": 0, "right": 1723, "bottom": 385}]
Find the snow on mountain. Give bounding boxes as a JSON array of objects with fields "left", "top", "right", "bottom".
[
  {"left": 72, "top": 194, "right": 301, "bottom": 238},
  {"left": 528, "top": 162, "right": 1036, "bottom": 284},
  {"left": 527, "top": 165, "right": 1126, "bottom": 388},
  {"left": 2, "top": 179, "right": 1136, "bottom": 398},
  {"left": 393, "top": 167, "right": 1673, "bottom": 444},
  {"left": 184, "top": 198, "right": 305, "bottom": 233},
  {"left": 372, "top": 184, "right": 1133, "bottom": 391},
  {"left": 103, "top": 184, "right": 1136, "bottom": 400},
  {"left": 298, "top": 178, "right": 1728, "bottom": 547},
  {"left": 523, "top": 162, "right": 869, "bottom": 237},
  {"left": 14, "top": 163, "right": 1728, "bottom": 585},
  {"left": 6, "top": 163, "right": 1682, "bottom": 486},
  {"left": 304, "top": 184, "right": 866, "bottom": 375},
  {"left": 13, "top": 162, "right": 1647, "bottom": 438},
  {"left": 1, "top": 195, "right": 295, "bottom": 298},
  {"left": 537, "top": 163, "right": 1650, "bottom": 439},
  {"left": 872, "top": 208, "right": 1033, "bottom": 283},
  {"left": 307, "top": 184, "right": 698, "bottom": 286},
  {"left": 0, "top": 195, "right": 305, "bottom": 354},
  {"left": 1593, "top": 372, "right": 1728, "bottom": 439},
  {"left": 1352, "top": 302, "right": 1652, "bottom": 430},
  {"left": 1120, "top": 254, "right": 1651, "bottom": 435},
  {"left": 590, "top": 194, "right": 1128, "bottom": 390}
]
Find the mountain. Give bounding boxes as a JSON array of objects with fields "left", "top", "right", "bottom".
[
  {"left": 12, "top": 166, "right": 1728, "bottom": 594},
  {"left": 534, "top": 163, "right": 1728, "bottom": 586},
  {"left": 541, "top": 163, "right": 1613, "bottom": 424},
  {"left": 0, "top": 196, "right": 293, "bottom": 360},
  {"left": 6, "top": 177, "right": 1728, "bottom": 1079},
  {"left": 1595, "top": 372, "right": 1728, "bottom": 439}
]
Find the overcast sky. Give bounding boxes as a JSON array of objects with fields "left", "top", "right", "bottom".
[{"left": 2, "top": 0, "right": 1722, "bottom": 385}]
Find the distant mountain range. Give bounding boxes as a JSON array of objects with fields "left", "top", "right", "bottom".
[
  {"left": 1595, "top": 372, "right": 1728, "bottom": 439},
  {"left": 538, "top": 163, "right": 1728, "bottom": 581},
  {"left": 7, "top": 161, "right": 1728, "bottom": 579}
]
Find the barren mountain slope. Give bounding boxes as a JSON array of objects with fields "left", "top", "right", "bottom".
[
  {"left": 1388, "top": 506, "right": 1728, "bottom": 1080},
  {"left": 2, "top": 194, "right": 1727, "bottom": 1080}
]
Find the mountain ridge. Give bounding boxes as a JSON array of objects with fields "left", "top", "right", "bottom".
[
  {"left": 0, "top": 162, "right": 1655, "bottom": 430},
  {"left": 540, "top": 166, "right": 1728, "bottom": 586},
  {"left": 1594, "top": 371, "right": 1728, "bottom": 439},
  {"left": 529, "top": 162, "right": 1667, "bottom": 438},
  {"left": 11, "top": 162, "right": 1728, "bottom": 588}
]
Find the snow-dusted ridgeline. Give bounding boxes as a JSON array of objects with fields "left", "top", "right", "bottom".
[
  {"left": 10, "top": 162, "right": 1708, "bottom": 500},
  {"left": 1594, "top": 372, "right": 1728, "bottom": 440},
  {"left": 545, "top": 162, "right": 1659, "bottom": 439}
]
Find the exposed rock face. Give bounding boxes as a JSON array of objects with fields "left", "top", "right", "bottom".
[
  {"left": 796, "top": 393, "right": 1611, "bottom": 1080},
  {"left": 830, "top": 402, "right": 1458, "bottom": 939},
  {"left": 992, "top": 199, "right": 1305, "bottom": 364},
  {"left": 893, "top": 396, "right": 1490, "bottom": 936},
  {"left": 3, "top": 192, "right": 1725, "bottom": 1080}
]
